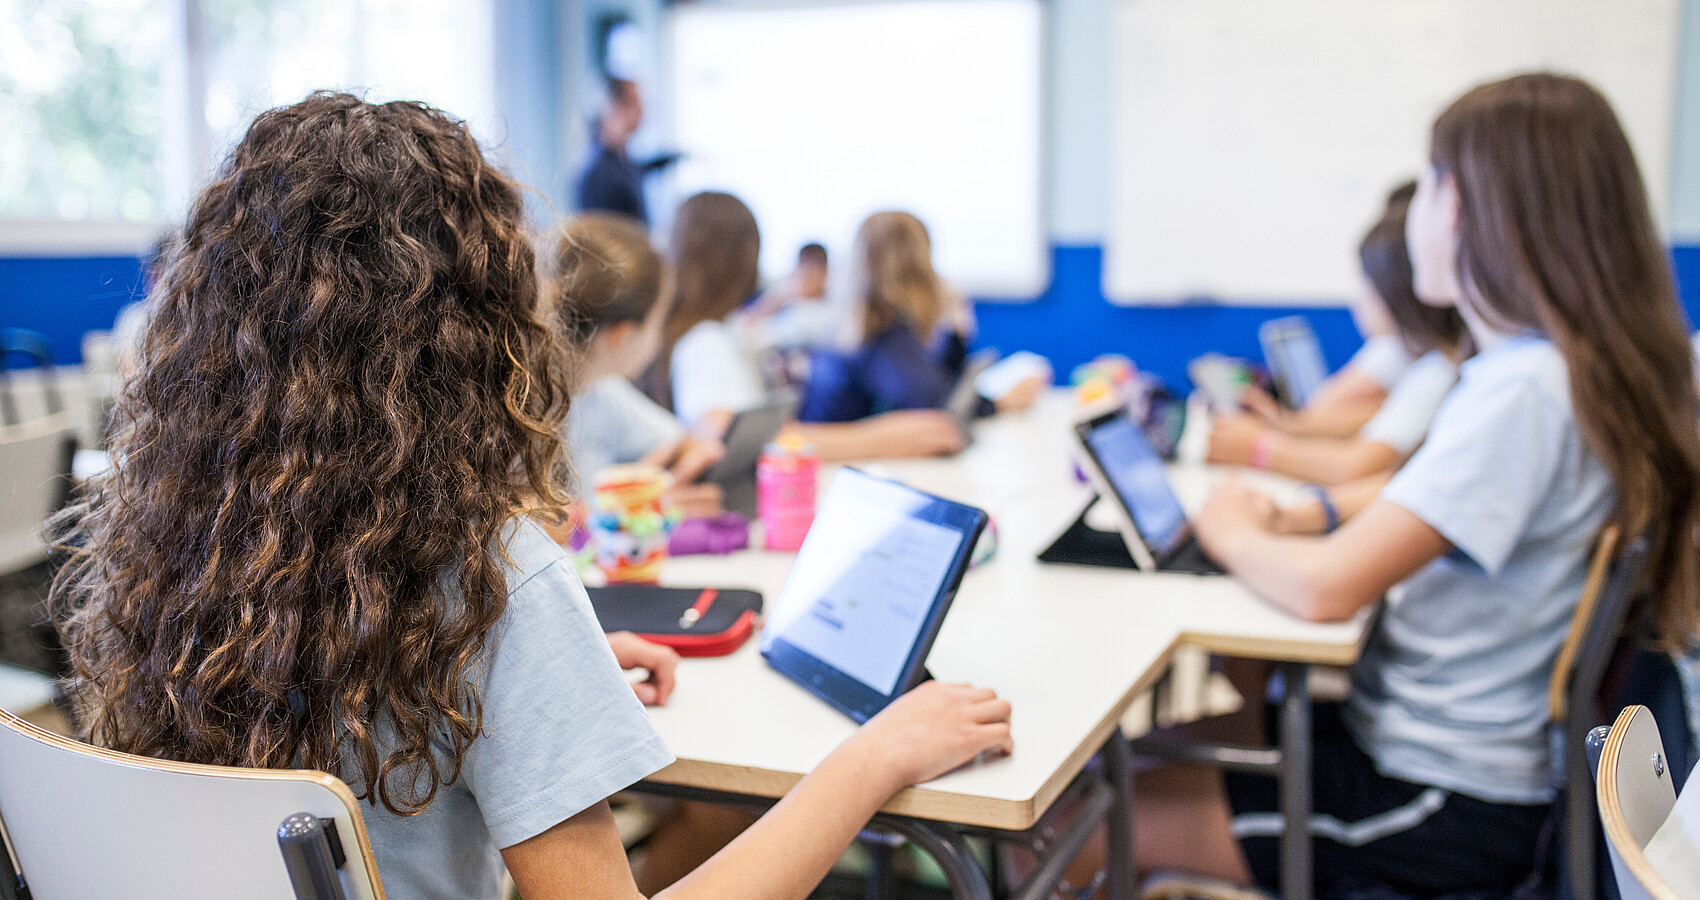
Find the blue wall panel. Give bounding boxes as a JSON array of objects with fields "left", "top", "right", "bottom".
[
  {"left": 9, "top": 244, "right": 1700, "bottom": 388},
  {"left": 973, "top": 245, "right": 1361, "bottom": 390},
  {"left": 0, "top": 256, "right": 145, "bottom": 368}
]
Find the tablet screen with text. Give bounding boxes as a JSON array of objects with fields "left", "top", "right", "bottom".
[{"left": 761, "top": 468, "right": 986, "bottom": 720}]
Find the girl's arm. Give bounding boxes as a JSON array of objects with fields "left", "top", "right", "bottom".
[
  {"left": 1208, "top": 416, "right": 1401, "bottom": 486},
  {"left": 1273, "top": 472, "right": 1394, "bottom": 535},
  {"left": 500, "top": 681, "right": 1014, "bottom": 900},
  {"left": 1241, "top": 372, "right": 1388, "bottom": 439},
  {"left": 791, "top": 411, "right": 964, "bottom": 461},
  {"left": 1192, "top": 484, "right": 1450, "bottom": 622}
]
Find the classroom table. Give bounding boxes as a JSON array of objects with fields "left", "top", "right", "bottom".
[{"left": 635, "top": 393, "right": 1367, "bottom": 900}]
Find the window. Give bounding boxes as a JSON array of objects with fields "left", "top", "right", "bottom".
[
  {"left": 0, "top": 0, "right": 167, "bottom": 221},
  {"left": 0, "top": 0, "right": 496, "bottom": 228}
]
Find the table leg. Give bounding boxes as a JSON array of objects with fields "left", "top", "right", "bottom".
[
  {"left": 1278, "top": 662, "right": 1312, "bottom": 900},
  {"left": 872, "top": 817, "right": 993, "bottom": 900},
  {"left": 1103, "top": 729, "right": 1137, "bottom": 900}
]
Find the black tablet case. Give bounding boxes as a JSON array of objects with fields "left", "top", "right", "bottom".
[{"left": 1036, "top": 502, "right": 1138, "bottom": 569}]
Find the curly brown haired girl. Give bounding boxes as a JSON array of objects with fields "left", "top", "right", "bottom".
[{"left": 54, "top": 92, "right": 1011, "bottom": 900}]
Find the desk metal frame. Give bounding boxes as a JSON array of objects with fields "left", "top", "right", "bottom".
[
  {"left": 1129, "top": 661, "right": 1314, "bottom": 900},
  {"left": 636, "top": 729, "right": 1139, "bottom": 900}
]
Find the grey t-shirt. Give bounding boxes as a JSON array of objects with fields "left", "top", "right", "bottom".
[
  {"left": 353, "top": 519, "right": 674, "bottom": 900},
  {"left": 1347, "top": 337, "right": 1613, "bottom": 804},
  {"left": 567, "top": 374, "right": 686, "bottom": 488}
]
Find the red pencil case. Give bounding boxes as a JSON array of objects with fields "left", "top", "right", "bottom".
[{"left": 587, "top": 585, "right": 764, "bottom": 657}]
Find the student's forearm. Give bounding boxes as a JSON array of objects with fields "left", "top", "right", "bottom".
[
  {"left": 1204, "top": 528, "right": 1373, "bottom": 622},
  {"left": 658, "top": 736, "right": 899, "bottom": 900},
  {"left": 789, "top": 422, "right": 870, "bottom": 461},
  {"left": 1278, "top": 472, "right": 1396, "bottom": 534},
  {"left": 1279, "top": 396, "right": 1382, "bottom": 438},
  {"left": 1305, "top": 370, "right": 1388, "bottom": 412},
  {"left": 1268, "top": 437, "right": 1399, "bottom": 486}
]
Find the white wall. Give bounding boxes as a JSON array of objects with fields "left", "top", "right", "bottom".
[
  {"left": 1671, "top": 0, "right": 1700, "bottom": 241},
  {"left": 557, "top": 0, "right": 1700, "bottom": 250}
]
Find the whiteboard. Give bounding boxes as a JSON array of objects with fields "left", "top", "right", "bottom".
[
  {"left": 665, "top": 0, "right": 1046, "bottom": 297},
  {"left": 1106, "top": 0, "right": 1681, "bottom": 306}
]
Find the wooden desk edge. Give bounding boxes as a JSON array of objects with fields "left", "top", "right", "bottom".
[
  {"left": 641, "top": 642, "right": 1179, "bottom": 832},
  {"left": 1176, "top": 629, "right": 1365, "bottom": 668}
]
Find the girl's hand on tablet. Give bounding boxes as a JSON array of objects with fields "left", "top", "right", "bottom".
[
  {"left": 606, "top": 631, "right": 680, "bottom": 706},
  {"left": 1239, "top": 384, "right": 1282, "bottom": 424},
  {"left": 1194, "top": 482, "right": 1280, "bottom": 558},
  {"left": 642, "top": 435, "right": 725, "bottom": 485},
  {"left": 854, "top": 681, "right": 1013, "bottom": 789}
]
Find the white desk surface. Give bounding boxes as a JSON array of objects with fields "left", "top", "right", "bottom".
[{"left": 641, "top": 393, "right": 1367, "bottom": 830}]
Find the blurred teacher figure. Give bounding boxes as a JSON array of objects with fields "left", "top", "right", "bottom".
[{"left": 576, "top": 77, "right": 677, "bottom": 226}]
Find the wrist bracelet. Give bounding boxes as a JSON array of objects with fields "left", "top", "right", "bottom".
[
  {"left": 1300, "top": 483, "right": 1341, "bottom": 533},
  {"left": 1249, "top": 430, "right": 1281, "bottom": 470}
]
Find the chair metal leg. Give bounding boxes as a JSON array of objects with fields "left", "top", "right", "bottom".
[
  {"left": 1565, "top": 721, "right": 1596, "bottom": 900},
  {"left": 1277, "top": 663, "right": 1312, "bottom": 900},
  {"left": 1104, "top": 729, "right": 1138, "bottom": 900},
  {"left": 278, "top": 813, "right": 349, "bottom": 900},
  {"left": 0, "top": 808, "right": 31, "bottom": 900},
  {"left": 872, "top": 816, "right": 994, "bottom": 900}
]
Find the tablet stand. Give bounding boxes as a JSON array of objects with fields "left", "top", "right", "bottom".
[{"left": 1036, "top": 496, "right": 1138, "bottom": 569}]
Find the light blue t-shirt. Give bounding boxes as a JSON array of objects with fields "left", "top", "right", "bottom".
[
  {"left": 1346, "top": 337, "right": 1614, "bottom": 804},
  {"left": 568, "top": 374, "right": 686, "bottom": 489},
  {"left": 354, "top": 519, "right": 675, "bottom": 900}
]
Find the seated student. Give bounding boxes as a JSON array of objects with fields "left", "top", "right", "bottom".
[
  {"left": 1207, "top": 183, "right": 1468, "bottom": 485},
  {"left": 745, "top": 242, "right": 844, "bottom": 353},
  {"left": 1103, "top": 74, "right": 1700, "bottom": 898},
  {"left": 643, "top": 195, "right": 965, "bottom": 459},
  {"left": 53, "top": 93, "right": 1014, "bottom": 900},
  {"left": 800, "top": 211, "right": 1046, "bottom": 423},
  {"left": 638, "top": 191, "right": 769, "bottom": 435},
  {"left": 547, "top": 212, "right": 723, "bottom": 516},
  {"left": 1237, "top": 184, "right": 1429, "bottom": 438},
  {"left": 801, "top": 212, "right": 956, "bottom": 422}
]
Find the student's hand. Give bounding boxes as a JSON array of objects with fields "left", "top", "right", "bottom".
[
  {"left": 643, "top": 435, "right": 725, "bottom": 485},
  {"left": 1194, "top": 482, "right": 1280, "bottom": 559},
  {"left": 1238, "top": 385, "right": 1282, "bottom": 424},
  {"left": 993, "top": 373, "right": 1050, "bottom": 414},
  {"left": 606, "top": 631, "right": 680, "bottom": 706},
  {"left": 668, "top": 482, "right": 725, "bottom": 519},
  {"left": 850, "top": 681, "right": 1014, "bottom": 790},
  {"left": 867, "top": 410, "right": 966, "bottom": 458},
  {"left": 1206, "top": 415, "right": 1269, "bottom": 466}
]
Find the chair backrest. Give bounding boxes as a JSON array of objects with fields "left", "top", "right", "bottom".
[
  {"left": 1597, "top": 705, "right": 1700, "bottom": 900},
  {"left": 1548, "top": 526, "right": 1651, "bottom": 900},
  {"left": 0, "top": 330, "right": 62, "bottom": 427},
  {"left": 0, "top": 707, "right": 385, "bottom": 900},
  {"left": 0, "top": 413, "right": 77, "bottom": 577}
]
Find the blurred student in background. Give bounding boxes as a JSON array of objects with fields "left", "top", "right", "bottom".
[
  {"left": 1209, "top": 182, "right": 1469, "bottom": 487},
  {"left": 800, "top": 211, "right": 1044, "bottom": 425},
  {"left": 546, "top": 211, "right": 723, "bottom": 516}
]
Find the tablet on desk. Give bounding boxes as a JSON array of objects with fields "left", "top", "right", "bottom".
[
  {"left": 944, "top": 350, "right": 1000, "bottom": 440},
  {"left": 1259, "top": 316, "right": 1329, "bottom": 409},
  {"left": 1071, "top": 407, "right": 1225, "bottom": 576},
  {"left": 760, "top": 468, "right": 988, "bottom": 722},
  {"left": 701, "top": 392, "right": 802, "bottom": 516}
]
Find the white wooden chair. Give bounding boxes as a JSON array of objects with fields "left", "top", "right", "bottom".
[
  {"left": 0, "top": 706, "right": 385, "bottom": 900},
  {"left": 1595, "top": 704, "right": 1700, "bottom": 900},
  {"left": 0, "top": 412, "right": 77, "bottom": 578}
]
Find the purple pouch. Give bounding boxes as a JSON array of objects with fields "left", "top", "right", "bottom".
[{"left": 668, "top": 512, "right": 751, "bottom": 556}]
